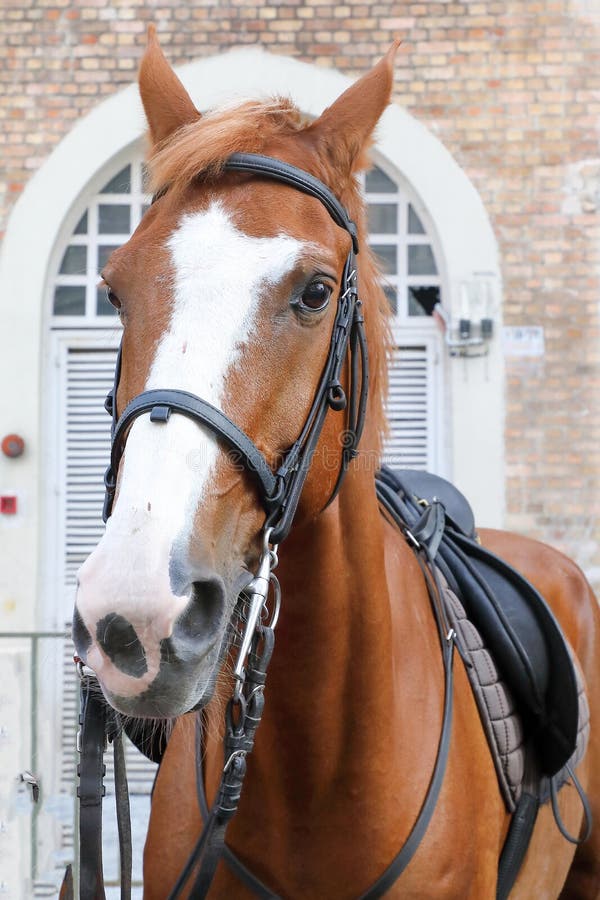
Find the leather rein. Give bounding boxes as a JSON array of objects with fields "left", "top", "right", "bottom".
[{"left": 74, "top": 154, "right": 456, "bottom": 899}]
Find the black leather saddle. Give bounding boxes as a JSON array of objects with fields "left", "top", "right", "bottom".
[{"left": 377, "top": 467, "right": 579, "bottom": 777}]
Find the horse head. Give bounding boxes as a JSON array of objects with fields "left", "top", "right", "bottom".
[{"left": 73, "top": 27, "right": 397, "bottom": 717}]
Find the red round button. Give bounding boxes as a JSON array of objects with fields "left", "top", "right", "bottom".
[{"left": 1, "top": 434, "right": 25, "bottom": 458}]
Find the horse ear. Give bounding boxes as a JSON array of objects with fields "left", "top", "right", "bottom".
[
  {"left": 139, "top": 25, "right": 201, "bottom": 147},
  {"left": 305, "top": 40, "right": 401, "bottom": 174}
]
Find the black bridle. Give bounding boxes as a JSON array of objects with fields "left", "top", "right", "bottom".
[{"left": 102, "top": 152, "right": 369, "bottom": 546}]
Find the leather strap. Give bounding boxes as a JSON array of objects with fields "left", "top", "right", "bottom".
[
  {"left": 224, "top": 153, "right": 359, "bottom": 253},
  {"left": 78, "top": 678, "right": 107, "bottom": 900},
  {"left": 358, "top": 630, "right": 455, "bottom": 899},
  {"left": 496, "top": 792, "right": 539, "bottom": 900},
  {"left": 113, "top": 730, "right": 132, "bottom": 900},
  {"left": 194, "top": 716, "right": 280, "bottom": 899}
]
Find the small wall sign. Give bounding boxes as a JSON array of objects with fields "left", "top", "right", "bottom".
[
  {"left": 502, "top": 326, "right": 545, "bottom": 358},
  {"left": 0, "top": 496, "right": 18, "bottom": 515}
]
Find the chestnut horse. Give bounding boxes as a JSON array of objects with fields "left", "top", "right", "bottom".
[{"left": 74, "top": 28, "right": 600, "bottom": 899}]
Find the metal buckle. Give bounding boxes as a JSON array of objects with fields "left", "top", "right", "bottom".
[
  {"left": 232, "top": 527, "right": 279, "bottom": 702},
  {"left": 404, "top": 528, "right": 420, "bottom": 549},
  {"left": 74, "top": 656, "right": 97, "bottom": 681}
]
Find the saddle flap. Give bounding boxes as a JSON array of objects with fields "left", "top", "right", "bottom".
[
  {"left": 440, "top": 532, "right": 579, "bottom": 776},
  {"left": 376, "top": 467, "right": 580, "bottom": 777}
]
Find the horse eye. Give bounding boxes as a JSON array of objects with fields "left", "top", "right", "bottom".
[
  {"left": 106, "top": 286, "right": 121, "bottom": 310},
  {"left": 300, "top": 281, "right": 332, "bottom": 311}
]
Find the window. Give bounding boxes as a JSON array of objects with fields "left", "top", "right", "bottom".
[
  {"left": 52, "top": 161, "right": 148, "bottom": 323},
  {"left": 363, "top": 164, "right": 442, "bottom": 320},
  {"left": 50, "top": 155, "right": 443, "bottom": 327}
]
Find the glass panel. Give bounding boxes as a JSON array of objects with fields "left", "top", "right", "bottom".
[
  {"left": 383, "top": 285, "right": 397, "bottom": 315},
  {"left": 97, "top": 244, "right": 120, "bottom": 275},
  {"left": 368, "top": 203, "right": 397, "bottom": 234},
  {"left": 408, "top": 204, "right": 426, "bottom": 234},
  {"left": 53, "top": 285, "right": 86, "bottom": 316},
  {"left": 73, "top": 211, "right": 88, "bottom": 235},
  {"left": 142, "top": 204, "right": 150, "bottom": 217},
  {"left": 365, "top": 166, "right": 397, "bottom": 193},
  {"left": 101, "top": 165, "right": 131, "bottom": 194},
  {"left": 408, "top": 244, "right": 437, "bottom": 276},
  {"left": 59, "top": 245, "right": 87, "bottom": 276},
  {"left": 408, "top": 285, "right": 440, "bottom": 317},
  {"left": 97, "top": 286, "right": 118, "bottom": 316},
  {"left": 98, "top": 204, "right": 130, "bottom": 235},
  {"left": 371, "top": 244, "right": 397, "bottom": 274}
]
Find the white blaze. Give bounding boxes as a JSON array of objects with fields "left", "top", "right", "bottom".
[{"left": 80, "top": 203, "right": 303, "bottom": 648}]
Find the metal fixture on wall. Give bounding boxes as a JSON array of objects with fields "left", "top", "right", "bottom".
[{"left": 434, "top": 274, "right": 497, "bottom": 357}]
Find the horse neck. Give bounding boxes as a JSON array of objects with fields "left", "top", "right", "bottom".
[{"left": 254, "top": 461, "right": 417, "bottom": 794}]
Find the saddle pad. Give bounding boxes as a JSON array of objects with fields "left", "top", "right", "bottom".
[{"left": 442, "top": 576, "right": 590, "bottom": 811}]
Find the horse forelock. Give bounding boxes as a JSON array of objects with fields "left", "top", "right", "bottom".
[{"left": 146, "top": 97, "right": 305, "bottom": 197}]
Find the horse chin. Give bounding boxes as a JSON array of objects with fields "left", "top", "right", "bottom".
[
  {"left": 99, "top": 647, "right": 223, "bottom": 719},
  {"left": 97, "top": 619, "right": 233, "bottom": 720}
]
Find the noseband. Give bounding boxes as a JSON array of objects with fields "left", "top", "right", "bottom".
[{"left": 102, "top": 153, "right": 369, "bottom": 545}]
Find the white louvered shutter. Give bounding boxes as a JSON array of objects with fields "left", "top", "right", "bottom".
[
  {"left": 384, "top": 342, "right": 437, "bottom": 471},
  {"left": 54, "top": 343, "right": 157, "bottom": 898}
]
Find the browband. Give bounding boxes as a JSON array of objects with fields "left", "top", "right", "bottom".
[{"left": 225, "top": 153, "right": 359, "bottom": 254}]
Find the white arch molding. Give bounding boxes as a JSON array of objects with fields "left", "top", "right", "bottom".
[{"left": 0, "top": 48, "right": 504, "bottom": 629}]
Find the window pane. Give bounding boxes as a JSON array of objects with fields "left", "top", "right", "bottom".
[
  {"left": 98, "top": 204, "right": 130, "bottom": 234},
  {"left": 59, "top": 245, "right": 87, "bottom": 275},
  {"left": 408, "top": 244, "right": 437, "bottom": 276},
  {"left": 101, "top": 165, "right": 131, "bottom": 194},
  {"left": 53, "top": 285, "right": 86, "bottom": 316},
  {"left": 408, "top": 285, "right": 440, "bottom": 317},
  {"left": 97, "top": 244, "right": 120, "bottom": 274},
  {"left": 74, "top": 211, "right": 88, "bottom": 235},
  {"left": 368, "top": 203, "right": 397, "bottom": 234},
  {"left": 365, "top": 166, "right": 397, "bottom": 193},
  {"left": 383, "top": 285, "right": 397, "bottom": 315},
  {"left": 408, "top": 204, "right": 426, "bottom": 235},
  {"left": 371, "top": 244, "right": 397, "bottom": 275},
  {"left": 97, "top": 286, "right": 118, "bottom": 316}
]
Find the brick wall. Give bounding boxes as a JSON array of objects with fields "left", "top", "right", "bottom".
[{"left": 1, "top": 0, "right": 599, "bottom": 587}]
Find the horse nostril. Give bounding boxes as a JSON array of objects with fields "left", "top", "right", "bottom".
[
  {"left": 72, "top": 607, "right": 92, "bottom": 658},
  {"left": 96, "top": 613, "right": 148, "bottom": 678},
  {"left": 172, "top": 577, "right": 226, "bottom": 652}
]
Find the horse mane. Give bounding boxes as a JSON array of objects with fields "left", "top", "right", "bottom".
[{"left": 146, "top": 98, "right": 391, "bottom": 458}]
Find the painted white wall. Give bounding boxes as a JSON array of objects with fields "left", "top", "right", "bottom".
[{"left": 0, "top": 46, "right": 503, "bottom": 634}]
